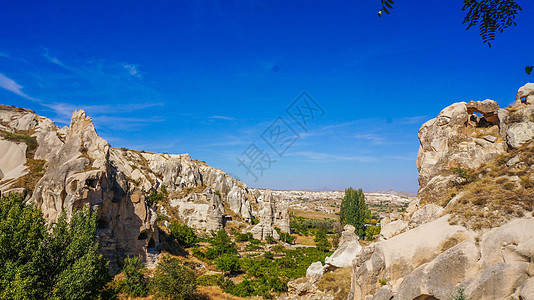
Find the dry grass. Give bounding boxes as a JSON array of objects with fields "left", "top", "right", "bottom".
[
  {"left": 289, "top": 208, "right": 338, "bottom": 221},
  {"left": 197, "top": 286, "right": 248, "bottom": 300},
  {"left": 446, "top": 142, "right": 534, "bottom": 230},
  {"left": 316, "top": 267, "right": 352, "bottom": 300}
]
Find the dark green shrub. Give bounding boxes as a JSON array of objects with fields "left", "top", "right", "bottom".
[
  {"left": 121, "top": 256, "right": 147, "bottom": 297},
  {"left": 234, "top": 232, "right": 253, "bottom": 242},
  {"left": 215, "top": 254, "right": 241, "bottom": 273},
  {"left": 265, "top": 234, "right": 275, "bottom": 244},
  {"left": 151, "top": 256, "right": 199, "bottom": 300},
  {"left": 264, "top": 251, "right": 274, "bottom": 260},
  {"left": 170, "top": 221, "right": 198, "bottom": 247},
  {"left": 365, "top": 225, "right": 381, "bottom": 241},
  {"left": 314, "top": 230, "right": 332, "bottom": 252},
  {"left": 204, "top": 229, "right": 238, "bottom": 260},
  {"left": 196, "top": 274, "right": 223, "bottom": 286}
]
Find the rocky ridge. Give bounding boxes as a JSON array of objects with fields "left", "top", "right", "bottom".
[
  {"left": 0, "top": 106, "right": 289, "bottom": 271},
  {"left": 347, "top": 83, "right": 534, "bottom": 299}
]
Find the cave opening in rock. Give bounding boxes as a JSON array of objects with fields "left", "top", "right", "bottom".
[
  {"left": 413, "top": 295, "right": 439, "bottom": 300},
  {"left": 148, "top": 237, "right": 156, "bottom": 249},
  {"left": 86, "top": 178, "right": 98, "bottom": 188},
  {"left": 97, "top": 217, "right": 109, "bottom": 229},
  {"left": 138, "top": 232, "right": 148, "bottom": 240}
]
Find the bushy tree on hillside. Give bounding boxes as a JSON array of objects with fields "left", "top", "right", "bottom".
[
  {"left": 170, "top": 221, "right": 198, "bottom": 248},
  {"left": 0, "top": 193, "right": 111, "bottom": 299},
  {"left": 121, "top": 256, "right": 148, "bottom": 297},
  {"left": 314, "top": 230, "right": 332, "bottom": 252},
  {"left": 339, "top": 187, "right": 371, "bottom": 237},
  {"left": 205, "top": 229, "right": 237, "bottom": 259},
  {"left": 151, "top": 256, "right": 200, "bottom": 300}
]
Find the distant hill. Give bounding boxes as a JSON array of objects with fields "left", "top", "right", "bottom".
[{"left": 368, "top": 189, "right": 417, "bottom": 198}]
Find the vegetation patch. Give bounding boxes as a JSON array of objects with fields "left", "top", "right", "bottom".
[{"left": 447, "top": 142, "right": 534, "bottom": 230}]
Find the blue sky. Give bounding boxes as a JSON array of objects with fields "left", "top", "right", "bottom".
[{"left": 1, "top": 0, "right": 533, "bottom": 192}]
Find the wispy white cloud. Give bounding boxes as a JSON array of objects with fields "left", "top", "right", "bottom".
[
  {"left": 0, "top": 52, "right": 9, "bottom": 58},
  {"left": 42, "top": 102, "right": 165, "bottom": 125},
  {"left": 353, "top": 133, "right": 385, "bottom": 145},
  {"left": 123, "top": 64, "right": 141, "bottom": 78},
  {"left": 42, "top": 49, "right": 70, "bottom": 69},
  {"left": 0, "top": 73, "right": 40, "bottom": 102},
  {"left": 287, "top": 151, "right": 376, "bottom": 162},
  {"left": 395, "top": 116, "right": 428, "bottom": 125},
  {"left": 210, "top": 115, "right": 234, "bottom": 121}
]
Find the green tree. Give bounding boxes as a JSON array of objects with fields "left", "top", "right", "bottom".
[
  {"left": 215, "top": 254, "right": 241, "bottom": 274},
  {"left": 314, "top": 230, "right": 332, "bottom": 252},
  {"left": 205, "top": 229, "right": 237, "bottom": 259},
  {"left": 40, "top": 206, "right": 110, "bottom": 299},
  {"left": 151, "top": 256, "right": 199, "bottom": 300},
  {"left": 170, "top": 221, "right": 198, "bottom": 248},
  {"left": 0, "top": 193, "right": 46, "bottom": 299},
  {"left": 0, "top": 193, "right": 111, "bottom": 299},
  {"left": 339, "top": 187, "right": 371, "bottom": 237},
  {"left": 121, "top": 256, "right": 147, "bottom": 297}
]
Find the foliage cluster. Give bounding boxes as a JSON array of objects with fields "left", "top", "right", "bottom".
[
  {"left": 0, "top": 193, "right": 110, "bottom": 299},
  {"left": 339, "top": 187, "right": 371, "bottom": 237},
  {"left": 170, "top": 221, "right": 198, "bottom": 248},
  {"left": 290, "top": 215, "right": 340, "bottom": 236}
]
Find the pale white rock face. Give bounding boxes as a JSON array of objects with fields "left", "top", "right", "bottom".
[
  {"left": 461, "top": 262, "right": 529, "bottom": 300},
  {"left": 249, "top": 189, "right": 290, "bottom": 240},
  {"left": 306, "top": 261, "right": 325, "bottom": 282},
  {"left": 409, "top": 204, "right": 444, "bottom": 227},
  {"left": 520, "top": 277, "right": 534, "bottom": 300},
  {"left": 395, "top": 241, "right": 480, "bottom": 300},
  {"left": 351, "top": 216, "right": 473, "bottom": 298},
  {"left": 479, "top": 218, "right": 534, "bottom": 269},
  {"left": 506, "top": 121, "right": 534, "bottom": 148},
  {"left": 380, "top": 219, "right": 408, "bottom": 239},
  {"left": 0, "top": 140, "right": 28, "bottom": 183},
  {"left": 517, "top": 82, "right": 534, "bottom": 104},
  {"left": 416, "top": 100, "right": 507, "bottom": 202},
  {"left": 325, "top": 224, "right": 362, "bottom": 269},
  {"left": 169, "top": 191, "right": 223, "bottom": 233}
]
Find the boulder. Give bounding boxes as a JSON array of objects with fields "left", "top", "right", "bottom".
[
  {"left": 479, "top": 218, "right": 534, "bottom": 269},
  {"left": 351, "top": 216, "right": 473, "bottom": 298},
  {"left": 506, "top": 121, "right": 534, "bottom": 148},
  {"left": 325, "top": 224, "right": 362, "bottom": 269},
  {"left": 372, "top": 286, "right": 393, "bottom": 300},
  {"left": 380, "top": 219, "right": 408, "bottom": 239},
  {"left": 517, "top": 82, "right": 534, "bottom": 104},
  {"left": 461, "top": 262, "right": 529, "bottom": 300},
  {"left": 520, "top": 277, "right": 534, "bottom": 300},
  {"left": 395, "top": 241, "right": 480, "bottom": 300},
  {"left": 306, "top": 261, "right": 325, "bottom": 282},
  {"left": 409, "top": 204, "right": 444, "bottom": 227}
]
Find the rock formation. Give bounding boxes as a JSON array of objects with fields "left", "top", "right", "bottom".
[
  {"left": 0, "top": 106, "right": 290, "bottom": 272},
  {"left": 249, "top": 189, "right": 290, "bottom": 240},
  {"left": 347, "top": 83, "right": 534, "bottom": 300},
  {"left": 324, "top": 224, "right": 362, "bottom": 270}
]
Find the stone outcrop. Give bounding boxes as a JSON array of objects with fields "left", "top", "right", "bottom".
[
  {"left": 324, "top": 225, "right": 362, "bottom": 270},
  {"left": 417, "top": 83, "right": 534, "bottom": 204},
  {"left": 348, "top": 84, "right": 534, "bottom": 300},
  {"left": 249, "top": 189, "right": 290, "bottom": 240},
  {"left": 0, "top": 106, "right": 290, "bottom": 272}
]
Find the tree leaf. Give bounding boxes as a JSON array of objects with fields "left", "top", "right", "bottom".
[{"left": 526, "top": 66, "right": 533, "bottom": 75}]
